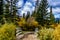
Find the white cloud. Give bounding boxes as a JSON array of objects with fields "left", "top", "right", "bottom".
[
  {"left": 54, "top": 14, "right": 60, "bottom": 18},
  {"left": 16, "top": 0, "right": 39, "bottom": 16},
  {"left": 48, "top": 0, "right": 60, "bottom": 18},
  {"left": 17, "top": 0, "right": 60, "bottom": 18},
  {"left": 47, "top": 8, "right": 50, "bottom": 12},
  {"left": 48, "top": 0, "right": 60, "bottom": 6},
  {"left": 47, "top": 7, "right": 60, "bottom": 13},
  {"left": 32, "top": 7, "right": 35, "bottom": 11},
  {"left": 50, "top": 2, "right": 60, "bottom": 6},
  {"left": 32, "top": 0, "right": 37, "bottom": 2},
  {"left": 22, "top": 2, "right": 32, "bottom": 12},
  {"left": 52, "top": 8, "right": 60, "bottom": 18},
  {"left": 24, "top": 2, "right": 33, "bottom": 8},
  {"left": 47, "top": 7, "right": 60, "bottom": 18},
  {"left": 20, "top": 1, "right": 35, "bottom": 15},
  {"left": 52, "top": 8, "right": 60, "bottom": 14},
  {"left": 16, "top": 0, "right": 23, "bottom": 8}
]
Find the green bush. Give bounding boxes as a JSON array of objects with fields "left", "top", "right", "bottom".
[
  {"left": 38, "top": 28, "right": 54, "bottom": 40},
  {"left": 0, "top": 23, "right": 16, "bottom": 40}
]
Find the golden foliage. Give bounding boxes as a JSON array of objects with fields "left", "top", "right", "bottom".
[
  {"left": 17, "top": 17, "right": 38, "bottom": 28},
  {"left": 38, "top": 28, "right": 54, "bottom": 40},
  {"left": 50, "top": 24, "right": 58, "bottom": 28},
  {"left": 53, "top": 24, "right": 60, "bottom": 40},
  {"left": 17, "top": 17, "right": 38, "bottom": 30},
  {"left": 38, "top": 24, "right": 60, "bottom": 40},
  {"left": 17, "top": 18, "right": 26, "bottom": 27},
  {"left": 27, "top": 17, "right": 38, "bottom": 27},
  {"left": 0, "top": 23, "right": 16, "bottom": 40},
  {"left": 31, "top": 20, "right": 38, "bottom": 27}
]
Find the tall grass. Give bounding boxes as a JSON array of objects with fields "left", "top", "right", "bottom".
[
  {"left": 38, "top": 24, "right": 60, "bottom": 40},
  {"left": 38, "top": 27, "right": 54, "bottom": 40},
  {"left": 0, "top": 23, "right": 16, "bottom": 40},
  {"left": 53, "top": 24, "right": 60, "bottom": 40}
]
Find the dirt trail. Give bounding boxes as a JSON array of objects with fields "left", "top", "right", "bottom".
[
  {"left": 22, "top": 34, "right": 38, "bottom": 40},
  {"left": 16, "top": 32, "right": 39, "bottom": 40}
]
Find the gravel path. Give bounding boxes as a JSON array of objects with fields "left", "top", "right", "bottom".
[
  {"left": 22, "top": 34, "right": 38, "bottom": 40},
  {"left": 16, "top": 32, "right": 39, "bottom": 40}
]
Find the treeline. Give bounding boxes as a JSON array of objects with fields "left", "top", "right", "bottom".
[
  {"left": 0, "top": 0, "right": 59, "bottom": 30},
  {"left": 0, "top": 0, "right": 19, "bottom": 24},
  {"left": 17, "top": 0, "right": 55, "bottom": 30}
]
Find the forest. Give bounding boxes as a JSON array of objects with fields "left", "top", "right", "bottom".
[{"left": 0, "top": 0, "right": 60, "bottom": 40}]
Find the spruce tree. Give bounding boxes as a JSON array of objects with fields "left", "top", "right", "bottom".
[
  {"left": 0, "top": 0, "right": 5, "bottom": 24},
  {"left": 0, "top": 0, "right": 3, "bottom": 14},
  {"left": 3, "top": 0, "right": 18, "bottom": 23},
  {"left": 32, "top": 0, "right": 39, "bottom": 17},
  {"left": 26, "top": 11, "right": 30, "bottom": 21},
  {"left": 36, "top": 0, "right": 48, "bottom": 26},
  {"left": 23, "top": 13, "right": 25, "bottom": 18},
  {"left": 50, "top": 6, "right": 55, "bottom": 24}
]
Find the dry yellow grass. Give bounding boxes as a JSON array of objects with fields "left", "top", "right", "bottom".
[
  {"left": 53, "top": 24, "right": 60, "bottom": 40},
  {"left": 50, "top": 24, "right": 60, "bottom": 28}
]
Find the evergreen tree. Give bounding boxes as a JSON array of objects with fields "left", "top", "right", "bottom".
[
  {"left": 32, "top": 0, "right": 39, "bottom": 17},
  {"left": 23, "top": 13, "right": 25, "bottom": 18},
  {"left": 0, "top": 0, "right": 3, "bottom": 14},
  {"left": 26, "top": 11, "right": 30, "bottom": 21},
  {"left": 35, "top": 0, "right": 48, "bottom": 26},
  {"left": 3, "top": 0, "right": 18, "bottom": 23},
  {"left": 50, "top": 6, "right": 55, "bottom": 24},
  {"left": 0, "top": 0, "right": 5, "bottom": 24}
]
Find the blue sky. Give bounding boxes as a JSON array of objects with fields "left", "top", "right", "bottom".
[{"left": 16, "top": 0, "right": 60, "bottom": 18}]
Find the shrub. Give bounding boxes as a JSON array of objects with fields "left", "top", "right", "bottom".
[
  {"left": 50, "top": 24, "right": 58, "bottom": 29},
  {"left": 17, "top": 18, "right": 26, "bottom": 27},
  {"left": 53, "top": 24, "right": 60, "bottom": 40},
  {"left": 38, "top": 28, "right": 54, "bottom": 40},
  {"left": 0, "top": 23, "right": 16, "bottom": 40},
  {"left": 17, "top": 17, "right": 38, "bottom": 31}
]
